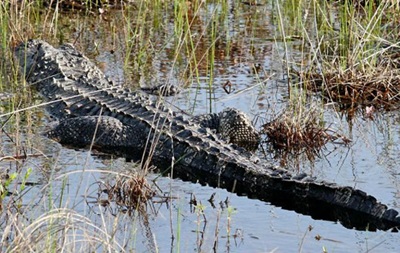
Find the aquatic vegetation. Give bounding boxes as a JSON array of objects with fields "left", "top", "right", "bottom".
[
  {"left": 287, "top": 0, "right": 400, "bottom": 113},
  {"left": 262, "top": 100, "right": 350, "bottom": 159},
  {"left": 0, "top": 0, "right": 399, "bottom": 252},
  {"left": 263, "top": 0, "right": 400, "bottom": 163},
  {"left": 96, "top": 172, "right": 156, "bottom": 213}
]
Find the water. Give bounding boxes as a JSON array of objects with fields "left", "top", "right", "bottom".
[{"left": 1, "top": 1, "right": 399, "bottom": 252}]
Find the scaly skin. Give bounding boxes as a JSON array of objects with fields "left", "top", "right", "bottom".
[{"left": 14, "top": 39, "right": 400, "bottom": 231}]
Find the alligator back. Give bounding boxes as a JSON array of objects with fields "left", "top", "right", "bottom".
[{"left": 15, "top": 40, "right": 260, "bottom": 150}]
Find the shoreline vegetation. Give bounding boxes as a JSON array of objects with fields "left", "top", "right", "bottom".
[{"left": 1, "top": 0, "right": 400, "bottom": 252}]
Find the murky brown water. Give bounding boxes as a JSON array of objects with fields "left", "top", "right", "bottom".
[{"left": 1, "top": 1, "right": 399, "bottom": 252}]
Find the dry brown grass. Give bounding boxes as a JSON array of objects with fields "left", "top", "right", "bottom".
[
  {"left": 36, "top": 0, "right": 127, "bottom": 10},
  {"left": 97, "top": 173, "right": 156, "bottom": 213},
  {"left": 298, "top": 66, "right": 400, "bottom": 112},
  {"left": 262, "top": 102, "right": 350, "bottom": 160},
  {"left": 295, "top": 42, "right": 400, "bottom": 116}
]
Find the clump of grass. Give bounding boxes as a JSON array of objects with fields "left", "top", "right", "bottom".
[
  {"left": 98, "top": 173, "right": 156, "bottom": 213},
  {"left": 286, "top": 0, "right": 400, "bottom": 118},
  {"left": 5, "top": 208, "right": 124, "bottom": 252},
  {"left": 297, "top": 60, "right": 400, "bottom": 111},
  {"left": 262, "top": 101, "right": 350, "bottom": 159},
  {"left": 38, "top": 0, "right": 116, "bottom": 12}
]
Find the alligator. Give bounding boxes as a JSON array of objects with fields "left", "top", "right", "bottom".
[{"left": 14, "top": 39, "right": 400, "bottom": 231}]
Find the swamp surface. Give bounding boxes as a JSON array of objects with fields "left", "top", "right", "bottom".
[{"left": 0, "top": 0, "right": 399, "bottom": 252}]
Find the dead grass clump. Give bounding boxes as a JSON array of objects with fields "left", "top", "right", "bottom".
[
  {"left": 262, "top": 102, "right": 350, "bottom": 158},
  {"left": 6, "top": 208, "right": 124, "bottom": 252},
  {"left": 99, "top": 174, "right": 155, "bottom": 213},
  {"left": 298, "top": 67, "right": 400, "bottom": 111},
  {"left": 296, "top": 43, "right": 400, "bottom": 113}
]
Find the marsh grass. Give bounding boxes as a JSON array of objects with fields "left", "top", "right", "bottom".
[
  {"left": 297, "top": 63, "right": 400, "bottom": 110},
  {"left": 0, "top": 1, "right": 253, "bottom": 252},
  {"left": 3, "top": 0, "right": 398, "bottom": 252},
  {"left": 1, "top": 162, "right": 158, "bottom": 252},
  {"left": 262, "top": 100, "right": 350, "bottom": 163},
  {"left": 289, "top": 0, "right": 400, "bottom": 113},
  {"left": 5, "top": 208, "right": 126, "bottom": 252},
  {"left": 263, "top": 0, "right": 400, "bottom": 162},
  {"left": 97, "top": 172, "right": 156, "bottom": 213}
]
